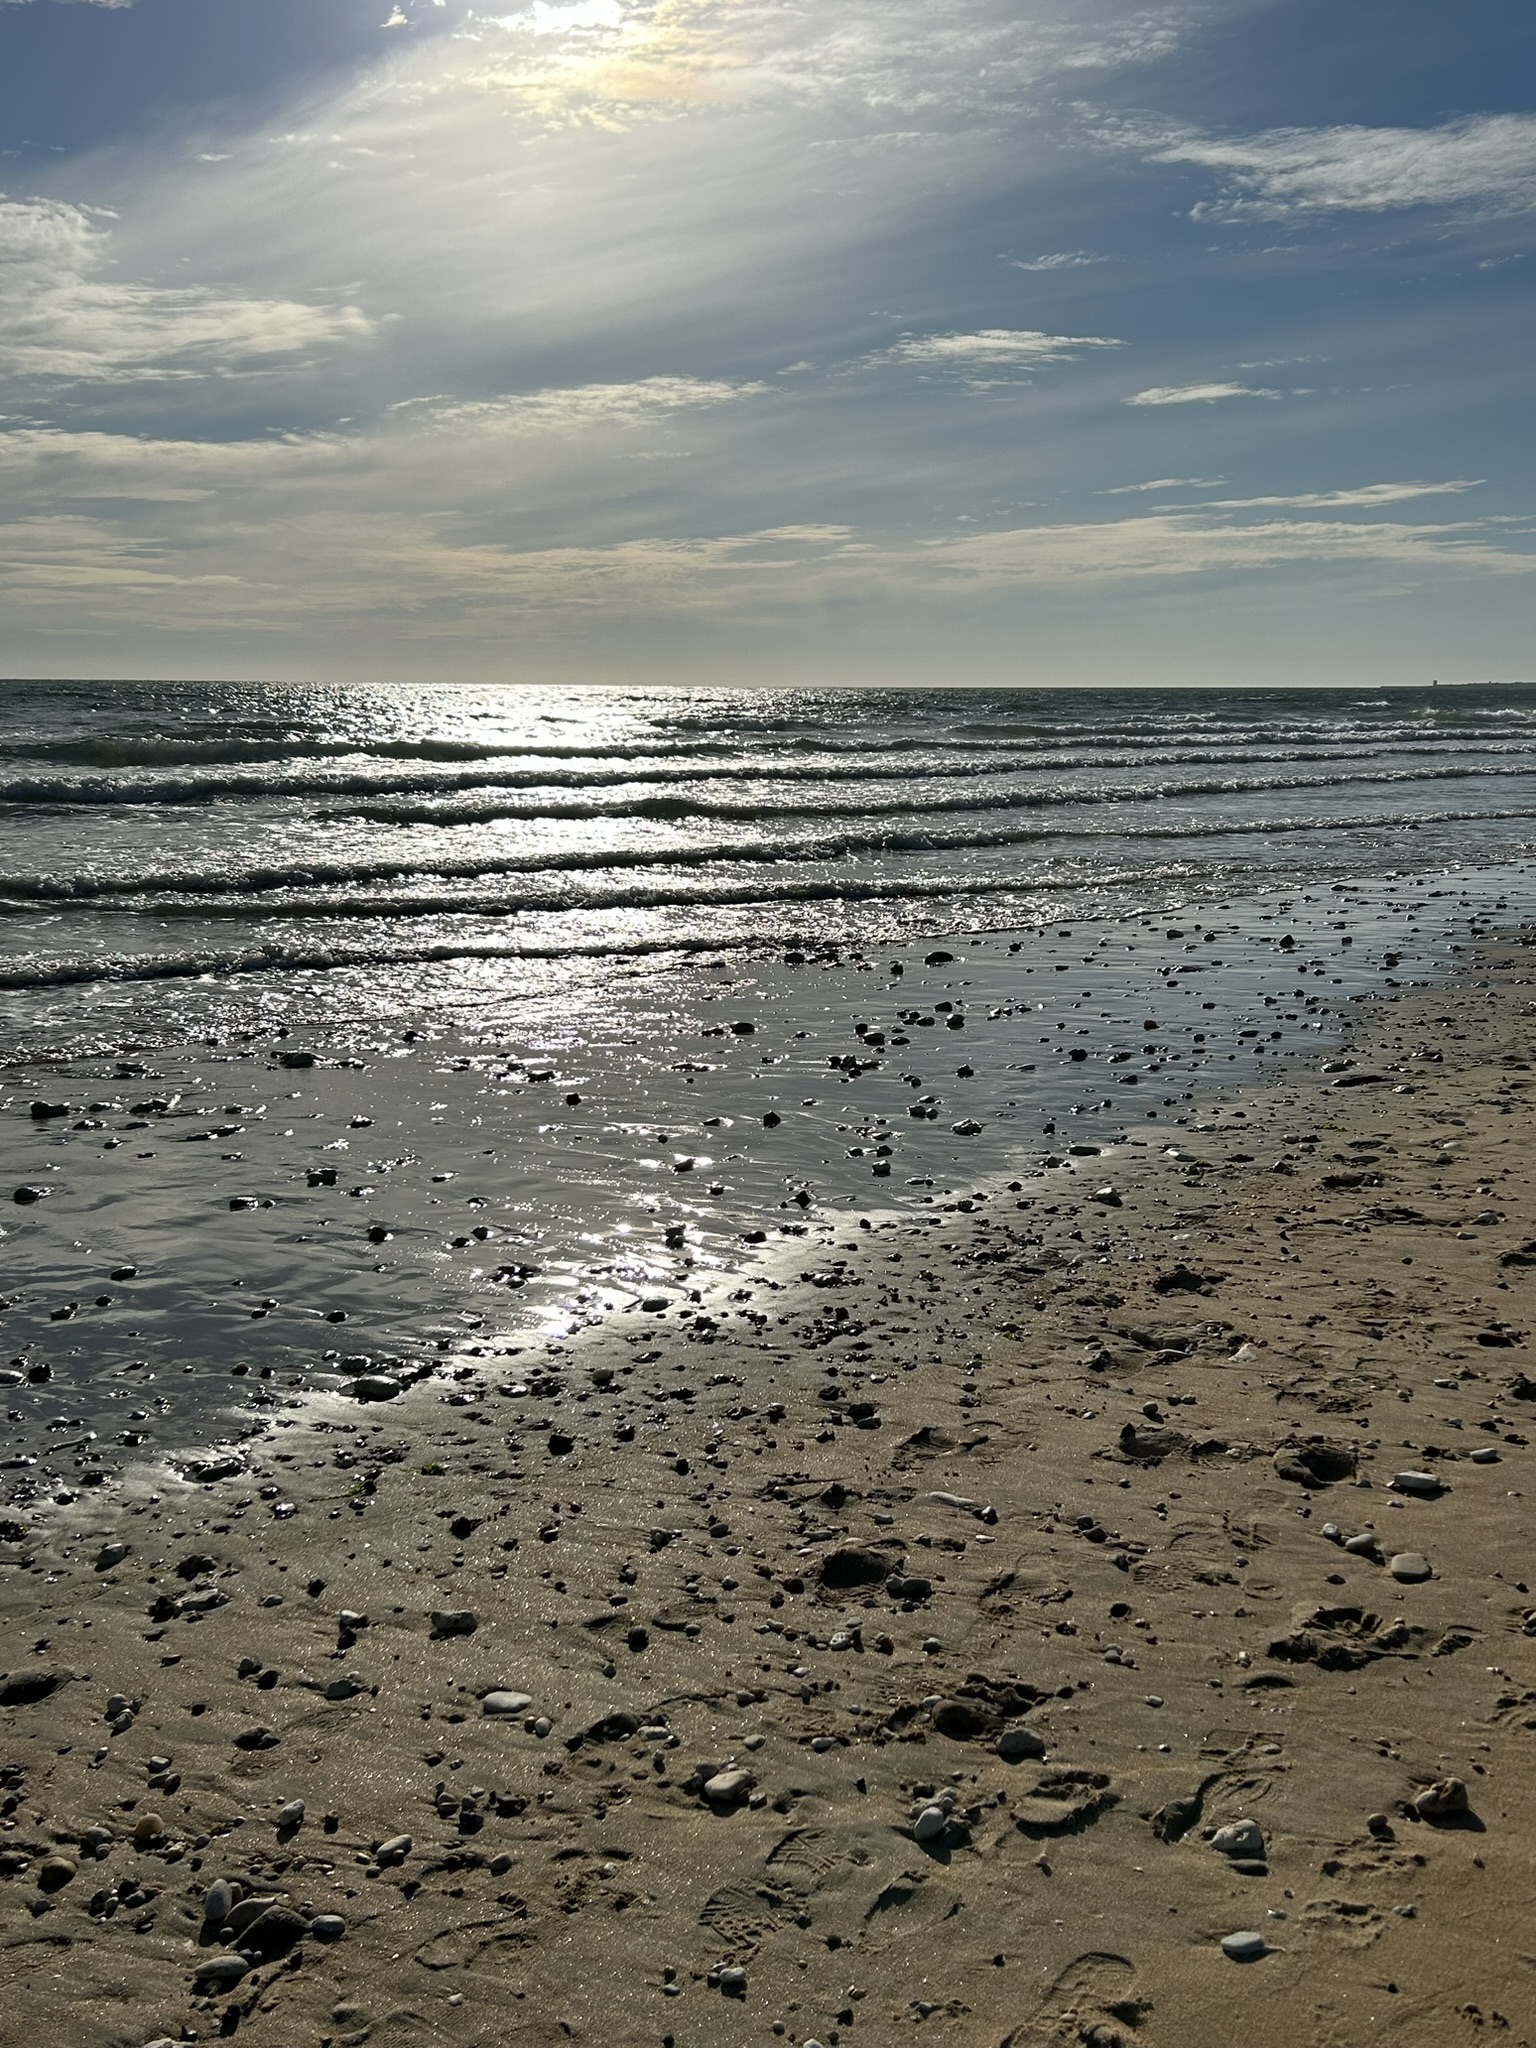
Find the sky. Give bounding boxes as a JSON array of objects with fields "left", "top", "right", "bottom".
[{"left": 0, "top": 0, "right": 1532, "bottom": 687}]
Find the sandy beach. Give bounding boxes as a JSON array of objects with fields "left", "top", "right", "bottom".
[{"left": 2, "top": 941, "right": 1535, "bottom": 2048}]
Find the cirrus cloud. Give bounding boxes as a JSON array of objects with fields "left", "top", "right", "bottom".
[
  {"left": 1102, "top": 110, "right": 1536, "bottom": 222},
  {"left": 1123, "top": 381, "right": 1281, "bottom": 405}
]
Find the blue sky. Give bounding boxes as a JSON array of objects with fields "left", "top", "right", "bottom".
[{"left": 0, "top": 0, "right": 1532, "bottom": 685}]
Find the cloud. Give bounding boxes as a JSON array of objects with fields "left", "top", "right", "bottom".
[
  {"left": 400, "top": 375, "right": 766, "bottom": 431},
  {"left": 1098, "top": 475, "right": 1224, "bottom": 493},
  {"left": 1, "top": 415, "right": 1529, "bottom": 643},
  {"left": 1190, "top": 480, "right": 1484, "bottom": 510},
  {"left": 450, "top": 0, "right": 1189, "bottom": 129},
  {"left": 912, "top": 513, "right": 1536, "bottom": 588},
  {"left": 1107, "top": 111, "right": 1536, "bottom": 221},
  {"left": 0, "top": 195, "right": 371, "bottom": 383},
  {"left": 1007, "top": 250, "right": 1106, "bottom": 270},
  {"left": 876, "top": 328, "right": 1124, "bottom": 374},
  {"left": 1123, "top": 382, "right": 1281, "bottom": 405},
  {"left": 488, "top": 1, "right": 627, "bottom": 32}
]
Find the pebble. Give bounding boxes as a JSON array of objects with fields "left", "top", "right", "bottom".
[
  {"left": 430, "top": 1609, "right": 478, "bottom": 1637},
  {"left": 1470, "top": 1446, "right": 1500, "bottom": 1464},
  {"left": 1389, "top": 1471, "right": 1445, "bottom": 1496},
  {"left": 310, "top": 1913, "right": 347, "bottom": 1941},
  {"left": 276, "top": 1799, "right": 305, "bottom": 1831},
  {"left": 225, "top": 1894, "right": 280, "bottom": 1932},
  {"left": 351, "top": 1374, "right": 403, "bottom": 1401},
  {"left": 1389, "top": 1552, "right": 1432, "bottom": 1582},
  {"left": 703, "top": 1769, "right": 754, "bottom": 1807},
  {"left": 202, "top": 1878, "right": 235, "bottom": 1924},
  {"left": 1343, "top": 1531, "right": 1380, "bottom": 1557},
  {"left": 132, "top": 1813, "right": 164, "bottom": 1846},
  {"left": 236, "top": 1905, "right": 310, "bottom": 1959},
  {"left": 482, "top": 1690, "right": 534, "bottom": 1716},
  {"left": 192, "top": 1955, "right": 249, "bottom": 1992},
  {"left": 913, "top": 1804, "right": 949, "bottom": 1842},
  {"left": 1211, "top": 1820, "right": 1265, "bottom": 1860},
  {"left": 719, "top": 1966, "right": 748, "bottom": 1997},
  {"left": 995, "top": 1726, "right": 1046, "bottom": 1762},
  {"left": 375, "top": 1833, "right": 414, "bottom": 1864},
  {"left": 37, "top": 1855, "right": 77, "bottom": 1892},
  {"left": 94, "top": 1542, "right": 129, "bottom": 1571},
  {"left": 1220, "top": 1930, "right": 1268, "bottom": 1961},
  {"left": 1411, "top": 1777, "right": 1468, "bottom": 1820}
]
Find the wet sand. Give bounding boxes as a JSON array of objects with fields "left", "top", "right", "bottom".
[{"left": 2, "top": 943, "right": 1535, "bottom": 2048}]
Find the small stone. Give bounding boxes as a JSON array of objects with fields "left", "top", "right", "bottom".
[
  {"left": 233, "top": 1726, "right": 279, "bottom": 1750},
  {"left": 1220, "top": 1930, "right": 1267, "bottom": 1961},
  {"left": 1366, "top": 1812, "right": 1393, "bottom": 1838},
  {"left": 1411, "top": 1777, "right": 1468, "bottom": 1821},
  {"left": 1343, "top": 1531, "right": 1380, "bottom": 1557},
  {"left": 375, "top": 1833, "right": 413, "bottom": 1864},
  {"left": 1389, "top": 1552, "right": 1432, "bottom": 1583},
  {"left": 429, "top": 1609, "right": 478, "bottom": 1637},
  {"left": 1389, "top": 1471, "right": 1444, "bottom": 1496},
  {"left": 482, "top": 1690, "right": 534, "bottom": 1716},
  {"left": 719, "top": 1966, "right": 748, "bottom": 1997},
  {"left": 203, "top": 1878, "right": 235, "bottom": 1924},
  {"left": 995, "top": 1726, "right": 1046, "bottom": 1763},
  {"left": 324, "top": 1676, "right": 367, "bottom": 1701},
  {"left": 276, "top": 1799, "right": 305, "bottom": 1832},
  {"left": 37, "top": 1855, "right": 77, "bottom": 1892},
  {"left": 913, "top": 1804, "right": 948, "bottom": 1842},
  {"left": 225, "top": 1895, "right": 280, "bottom": 1932},
  {"left": 1469, "top": 1446, "right": 1500, "bottom": 1464},
  {"left": 351, "top": 1374, "right": 403, "bottom": 1402},
  {"left": 132, "top": 1813, "right": 164, "bottom": 1846},
  {"left": 235, "top": 1905, "right": 309, "bottom": 1960},
  {"left": 1211, "top": 1820, "right": 1265, "bottom": 1860},
  {"left": 489, "top": 1852, "right": 514, "bottom": 1875},
  {"left": 94, "top": 1542, "right": 129, "bottom": 1572},
  {"left": 193, "top": 1956, "right": 250, "bottom": 1992},
  {"left": 703, "top": 1769, "right": 754, "bottom": 1808},
  {"left": 310, "top": 1913, "right": 347, "bottom": 1941}
]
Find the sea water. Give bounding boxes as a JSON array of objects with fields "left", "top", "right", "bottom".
[{"left": 1, "top": 679, "right": 1533, "bottom": 1499}]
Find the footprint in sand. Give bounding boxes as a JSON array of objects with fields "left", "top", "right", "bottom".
[{"left": 1001, "top": 1949, "right": 1152, "bottom": 2046}]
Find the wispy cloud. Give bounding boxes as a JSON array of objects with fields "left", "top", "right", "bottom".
[
  {"left": 914, "top": 513, "right": 1536, "bottom": 587},
  {"left": 1098, "top": 475, "right": 1225, "bottom": 493},
  {"left": 1190, "top": 480, "right": 1484, "bottom": 510},
  {"left": 451, "top": 0, "right": 1190, "bottom": 129},
  {"left": 1123, "top": 382, "right": 1281, "bottom": 405},
  {"left": 394, "top": 375, "right": 765, "bottom": 432},
  {"left": 1105, "top": 110, "right": 1536, "bottom": 221},
  {"left": 875, "top": 328, "right": 1124, "bottom": 377},
  {"left": 1007, "top": 250, "right": 1106, "bottom": 271},
  {"left": 0, "top": 195, "right": 370, "bottom": 384},
  {"left": 2, "top": 418, "right": 1529, "bottom": 643}
]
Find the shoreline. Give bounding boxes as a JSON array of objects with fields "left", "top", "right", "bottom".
[
  {"left": 1, "top": 941, "right": 1534, "bottom": 2044},
  {"left": 6, "top": 862, "right": 1536, "bottom": 1509}
]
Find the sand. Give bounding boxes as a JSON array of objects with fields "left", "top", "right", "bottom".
[{"left": 2, "top": 945, "right": 1535, "bottom": 2048}]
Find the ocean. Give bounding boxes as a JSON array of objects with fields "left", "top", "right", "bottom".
[{"left": 2, "top": 678, "right": 1534, "bottom": 1502}]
